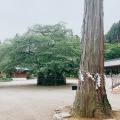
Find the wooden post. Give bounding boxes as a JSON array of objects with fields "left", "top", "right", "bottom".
[{"left": 110, "top": 68, "right": 113, "bottom": 91}]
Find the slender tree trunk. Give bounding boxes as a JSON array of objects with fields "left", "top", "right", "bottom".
[{"left": 72, "top": 0, "right": 112, "bottom": 119}]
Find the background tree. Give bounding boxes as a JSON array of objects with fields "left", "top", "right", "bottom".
[
  {"left": 105, "top": 21, "right": 120, "bottom": 44},
  {"left": 104, "top": 43, "right": 120, "bottom": 60},
  {"left": 0, "top": 23, "right": 81, "bottom": 85},
  {"left": 72, "top": 0, "right": 112, "bottom": 119}
]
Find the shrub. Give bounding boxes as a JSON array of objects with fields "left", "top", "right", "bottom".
[{"left": 0, "top": 78, "right": 12, "bottom": 82}]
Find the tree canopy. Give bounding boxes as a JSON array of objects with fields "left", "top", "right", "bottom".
[
  {"left": 104, "top": 43, "right": 120, "bottom": 60},
  {"left": 0, "top": 21, "right": 120, "bottom": 82},
  {"left": 0, "top": 23, "right": 81, "bottom": 81},
  {"left": 104, "top": 21, "right": 120, "bottom": 60},
  {"left": 105, "top": 21, "right": 120, "bottom": 44}
]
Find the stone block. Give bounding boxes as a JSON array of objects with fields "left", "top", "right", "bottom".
[{"left": 59, "top": 112, "right": 72, "bottom": 118}]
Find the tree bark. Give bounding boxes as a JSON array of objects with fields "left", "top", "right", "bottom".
[{"left": 72, "top": 0, "right": 112, "bottom": 119}]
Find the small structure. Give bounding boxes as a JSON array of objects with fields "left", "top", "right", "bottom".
[
  {"left": 11, "top": 67, "right": 29, "bottom": 80},
  {"left": 104, "top": 58, "right": 120, "bottom": 89},
  {"left": 104, "top": 58, "right": 120, "bottom": 69}
]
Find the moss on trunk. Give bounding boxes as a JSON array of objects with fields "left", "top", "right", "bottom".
[{"left": 72, "top": 73, "right": 112, "bottom": 119}]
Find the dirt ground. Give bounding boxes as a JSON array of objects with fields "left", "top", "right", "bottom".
[
  {"left": 67, "top": 111, "right": 120, "bottom": 120},
  {"left": 58, "top": 105, "right": 120, "bottom": 120},
  {"left": 0, "top": 79, "right": 77, "bottom": 120},
  {"left": 112, "top": 86, "right": 120, "bottom": 94},
  {"left": 0, "top": 79, "right": 120, "bottom": 120}
]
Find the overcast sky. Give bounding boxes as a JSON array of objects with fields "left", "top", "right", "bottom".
[{"left": 0, "top": 0, "right": 120, "bottom": 41}]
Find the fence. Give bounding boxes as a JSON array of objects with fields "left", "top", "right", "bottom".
[{"left": 111, "top": 74, "right": 120, "bottom": 88}]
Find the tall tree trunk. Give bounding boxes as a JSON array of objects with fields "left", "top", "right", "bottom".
[{"left": 72, "top": 0, "right": 112, "bottom": 119}]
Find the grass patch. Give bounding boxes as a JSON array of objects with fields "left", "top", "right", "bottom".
[{"left": 0, "top": 78, "right": 12, "bottom": 82}]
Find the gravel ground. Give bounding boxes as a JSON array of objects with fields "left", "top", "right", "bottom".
[
  {"left": 0, "top": 79, "right": 77, "bottom": 120},
  {"left": 0, "top": 78, "right": 120, "bottom": 120},
  {"left": 105, "top": 78, "right": 120, "bottom": 110}
]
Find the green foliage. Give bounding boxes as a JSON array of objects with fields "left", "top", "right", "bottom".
[
  {"left": 0, "top": 78, "right": 12, "bottom": 82},
  {"left": 26, "top": 70, "right": 35, "bottom": 79},
  {"left": 0, "top": 22, "right": 120, "bottom": 81},
  {"left": 104, "top": 21, "right": 120, "bottom": 60},
  {"left": 104, "top": 43, "right": 120, "bottom": 60},
  {"left": 0, "top": 75, "right": 3, "bottom": 78},
  {"left": 0, "top": 42, "right": 13, "bottom": 72},
  {"left": 0, "top": 22, "right": 81, "bottom": 78},
  {"left": 101, "top": 22, "right": 120, "bottom": 75},
  {"left": 105, "top": 21, "right": 120, "bottom": 44}
]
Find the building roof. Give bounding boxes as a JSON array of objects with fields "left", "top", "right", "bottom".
[
  {"left": 104, "top": 58, "right": 120, "bottom": 68},
  {"left": 15, "top": 67, "right": 29, "bottom": 71}
]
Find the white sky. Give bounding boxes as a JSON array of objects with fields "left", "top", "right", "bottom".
[{"left": 0, "top": 0, "right": 120, "bottom": 41}]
